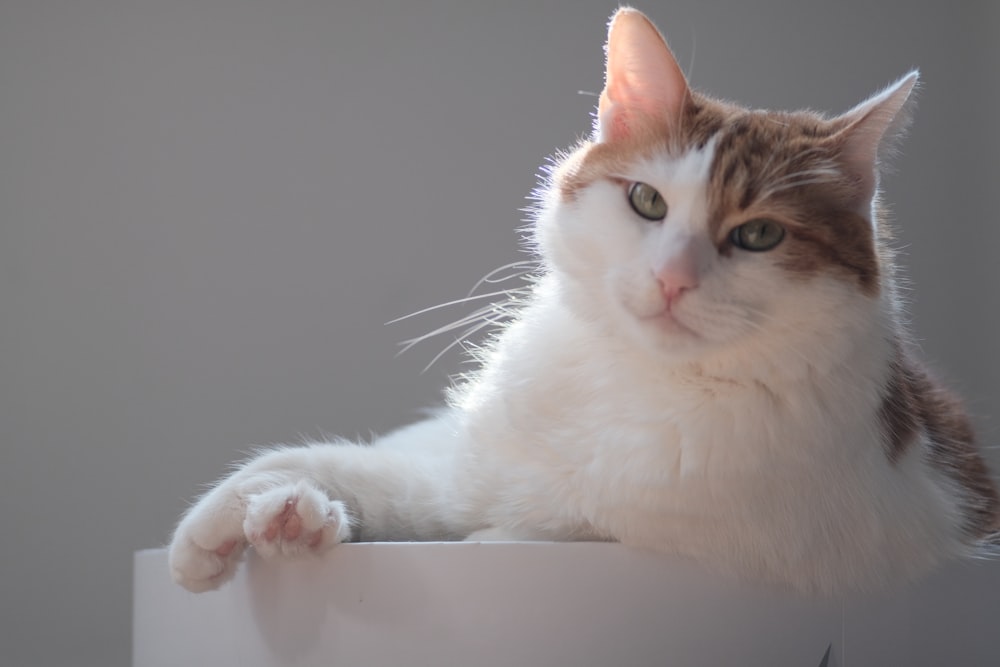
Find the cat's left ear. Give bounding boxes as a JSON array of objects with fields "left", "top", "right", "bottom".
[
  {"left": 832, "top": 71, "right": 919, "bottom": 212},
  {"left": 596, "top": 8, "right": 690, "bottom": 143}
]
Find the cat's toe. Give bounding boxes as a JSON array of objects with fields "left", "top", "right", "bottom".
[
  {"left": 168, "top": 497, "right": 249, "bottom": 592},
  {"left": 243, "top": 481, "right": 350, "bottom": 558},
  {"left": 168, "top": 534, "right": 244, "bottom": 593}
]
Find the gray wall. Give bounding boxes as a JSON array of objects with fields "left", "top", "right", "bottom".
[{"left": 1, "top": 2, "right": 996, "bottom": 665}]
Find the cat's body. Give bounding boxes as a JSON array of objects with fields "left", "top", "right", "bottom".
[{"left": 169, "top": 8, "right": 999, "bottom": 595}]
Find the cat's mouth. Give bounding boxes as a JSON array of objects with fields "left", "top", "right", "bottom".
[
  {"left": 613, "top": 276, "right": 705, "bottom": 344},
  {"left": 639, "top": 307, "right": 702, "bottom": 340}
]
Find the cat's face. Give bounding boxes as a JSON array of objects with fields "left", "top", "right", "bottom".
[{"left": 533, "top": 9, "right": 914, "bottom": 372}]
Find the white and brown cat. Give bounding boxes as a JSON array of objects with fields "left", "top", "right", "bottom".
[{"left": 169, "top": 7, "right": 999, "bottom": 595}]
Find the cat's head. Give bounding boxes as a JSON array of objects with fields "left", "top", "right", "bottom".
[{"left": 532, "top": 8, "right": 916, "bottom": 376}]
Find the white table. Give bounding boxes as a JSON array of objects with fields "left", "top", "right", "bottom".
[{"left": 134, "top": 542, "right": 1000, "bottom": 666}]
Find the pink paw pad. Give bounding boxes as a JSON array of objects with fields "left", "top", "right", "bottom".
[
  {"left": 259, "top": 498, "right": 301, "bottom": 542},
  {"left": 243, "top": 482, "right": 347, "bottom": 558}
]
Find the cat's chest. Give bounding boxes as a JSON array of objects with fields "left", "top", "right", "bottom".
[{"left": 498, "top": 352, "right": 784, "bottom": 477}]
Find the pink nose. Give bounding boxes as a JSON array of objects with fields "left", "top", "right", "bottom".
[{"left": 656, "top": 263, "right": 699, "bottom": 307}]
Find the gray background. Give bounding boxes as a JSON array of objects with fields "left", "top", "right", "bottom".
[{"left": 1, "top": 1, "right": 997, "bottom": 665}]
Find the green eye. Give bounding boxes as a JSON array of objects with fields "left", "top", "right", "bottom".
[
  {"left": 730, "top": 219, "right": 785, "bottom": 252},
  {"left": 628, "top": 182, "right": 667, "bottom": 221}
]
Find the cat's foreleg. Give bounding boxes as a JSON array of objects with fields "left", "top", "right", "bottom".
[{"left": 168, "top": 424, "right": 471, "bottom": 592}]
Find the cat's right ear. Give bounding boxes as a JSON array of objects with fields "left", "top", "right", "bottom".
[{"left": 596, "top": 8, "right": 690, "bottom": 144}]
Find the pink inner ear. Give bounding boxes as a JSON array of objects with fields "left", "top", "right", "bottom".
[
  {"left": 833, "top": 72, "right": 918, "bottom": 212},
  {"left": 597, "top": 9, "right": 690, "bottom": 143}
]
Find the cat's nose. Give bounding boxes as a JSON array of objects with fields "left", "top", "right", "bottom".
[
  {"left": 657, "top": 274, "right": 697, "bottom": 307},
  {"left": 655, "top": 257, "right": 699, "bottom": 307}
]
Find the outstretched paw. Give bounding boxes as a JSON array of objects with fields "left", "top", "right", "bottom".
[
  {"left": 169, "top": 514, "right": 248, "bottom": 593},
  {"left": 243, "top": 481, "right": 351, "bottom": 559},
  {"left": 169, "top": 479, "right": 351, "bottom": 593}
]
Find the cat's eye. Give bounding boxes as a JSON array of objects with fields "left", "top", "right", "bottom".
[
  {"left": 730, "top": 219, "right": 785, "bottom": 252},
  {"left": 628, "top": 182, "right": 667, "bottom": 221}
]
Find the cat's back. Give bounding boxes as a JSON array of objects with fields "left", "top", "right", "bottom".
[{"left": 883, "top": 346, "right": 1000, "bottom": 544}]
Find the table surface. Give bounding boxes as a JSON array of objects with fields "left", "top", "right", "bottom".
[{"left": 134, "top": 542, "right": 1000, "bottom": 667}]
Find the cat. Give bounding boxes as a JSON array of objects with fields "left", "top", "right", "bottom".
[{"left": 168, "top": 7, "right": 999, "bottom": 595}]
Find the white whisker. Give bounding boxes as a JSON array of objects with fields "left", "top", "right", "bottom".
[
  {"left": 766, "top": 166, "right": 840, "bottom": 188},
  {"left": 758, "top": 147, "right": 831, "bottom": 183},
  {"left": 755, "top": 162, "right": 842, "bottom": 201},
  {"left": 385, "top": 287, "right": 527, "bottom": 325},
  {"left": 418, "top": 317, "right": 505, "bottom": 374},
  {"left": 389, "top": 259, "right": 538, "bottom": 370},
  {"left": 396, "top": 304, "right": 500, "bottom": 354},
  {"left": 466, "top": 260, "right": 538, "bottom": 296},
  {"left": 756, "top": 149, "right": 779, "bottom": 184}
]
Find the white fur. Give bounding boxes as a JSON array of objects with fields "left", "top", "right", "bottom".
[{"left": 169, "top": 139, "right": 967, "bottom": 595}]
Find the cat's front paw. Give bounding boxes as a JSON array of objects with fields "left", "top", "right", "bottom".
[
  {"left": 168, "top": 500, "right": 248, "bottom": 593},
  {"left": 168, "top": 480, "right": 351, "bottom": 592},
  {"left": 243, "top": 481, "right": 352, "bottom": 559}
]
